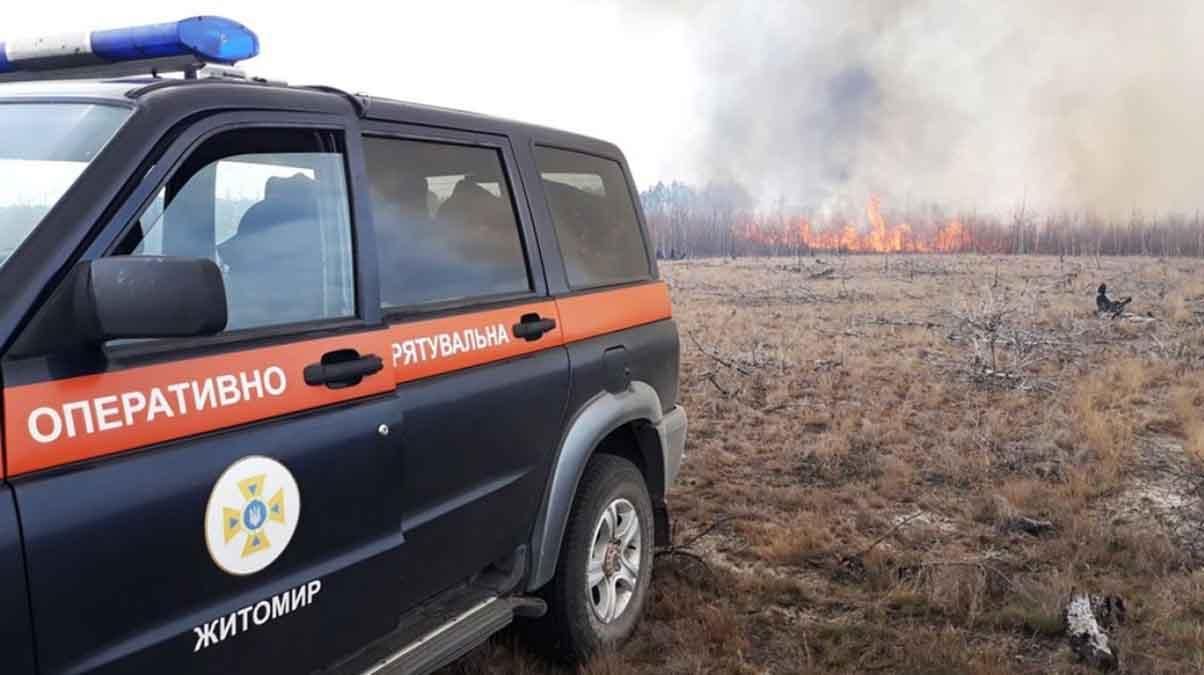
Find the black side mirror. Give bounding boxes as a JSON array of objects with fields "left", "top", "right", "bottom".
[{"left": 74, "top": 256, "right": 227, "bottom": 342}]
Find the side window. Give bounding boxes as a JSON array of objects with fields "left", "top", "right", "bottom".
[
  {"left": 119, "top": 128, "right": 355, "bottom": 331},
  {"left": 533, "top": 146, "right": 650, "bottom": 288},
  {"left": 362, "top": 136, "right": 531, "bottom": 309}
]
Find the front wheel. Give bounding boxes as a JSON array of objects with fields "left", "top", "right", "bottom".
[{"left": 534, "top": 454, "right": 655, "bottom": 663}]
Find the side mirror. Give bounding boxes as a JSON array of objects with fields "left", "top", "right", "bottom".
[{"left": 74, "top": 256, "right": 228, "bottom": 342}]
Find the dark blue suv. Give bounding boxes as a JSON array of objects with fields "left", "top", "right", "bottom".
[{"left": 0, "top": 16, "right": 685, "bottom": 675}]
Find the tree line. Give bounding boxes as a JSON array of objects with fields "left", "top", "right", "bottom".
[{"left": 641, "top": 180, "right": 1204, "bottom": 258}]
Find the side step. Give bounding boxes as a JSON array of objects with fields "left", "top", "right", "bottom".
[
  {"left": 325, "top": 591, "right": 545, "bottom": 675},
  {"left": 360, "top": 597, "right": 510, "bottom": 675}
]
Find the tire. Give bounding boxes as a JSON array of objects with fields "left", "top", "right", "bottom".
[{"left": 533, "top": 454, "right": 655, "bottom": 663}]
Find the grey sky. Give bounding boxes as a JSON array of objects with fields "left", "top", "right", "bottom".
[
  {"left": 5, "top": 2, "right": 1204, "bottom": 218},
  {"left": 3, "top": 1, "right": 704, "bottom": 191}
]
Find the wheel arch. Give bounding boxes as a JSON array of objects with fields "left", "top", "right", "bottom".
[{"left": 527, "top": 381, "right": 667, "bottom": 591}]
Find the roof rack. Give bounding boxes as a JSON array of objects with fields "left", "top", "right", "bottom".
[
  {"left": 0, "top": 16, "right": 258, "bottom": 84},
  {"left": 0, "top": 57, "right": 243, "bottom": 84},
  {"left": 299, "top": 85, "right": 373, "bottom": 117}
]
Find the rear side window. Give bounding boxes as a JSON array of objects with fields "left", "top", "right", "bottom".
[
  {"left": 534, "top": 146, "right": 650, "bottom": 289},
  {"left": 363, "top": 136, "right": 531, "bottom": 309},
  {"left": 117, "top": 128, "right": 355, "bottom": 331}
]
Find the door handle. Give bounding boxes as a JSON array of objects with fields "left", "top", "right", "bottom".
[
  {"left": 512, "top": 313, "right": 557, "bottom": 342},
  {"left": 304, "top": 349, "right": 384, "bottom": 389}
]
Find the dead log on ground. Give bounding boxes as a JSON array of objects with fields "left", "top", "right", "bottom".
[{"left": 1065, "top": 592, "right": 1125, "bottom": 670}]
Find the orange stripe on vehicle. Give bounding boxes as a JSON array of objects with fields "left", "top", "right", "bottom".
[
  {"left": 3, "top": 331, "right": 394, "bottom": 476},
  {"left": 555, "top": 282, "right": 672, "bottom": 343},
  {"left": 2, "top": 286, "right": 672, "bottom": 477},
  {"left": 386, "top": 301, "right": 564, "bottom": 384}
]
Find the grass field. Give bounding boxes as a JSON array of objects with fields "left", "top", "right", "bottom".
[{"left": 450, "top": 254, "right": 1204, "bottom": 674}]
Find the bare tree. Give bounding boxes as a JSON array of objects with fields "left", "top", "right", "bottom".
[{"left": 640, "top": 182, "right": 1204, "bottom": 259}]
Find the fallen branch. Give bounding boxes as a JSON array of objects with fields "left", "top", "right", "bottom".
[
  {"left": 848, "top": 511, "right": 925, "bottom": 561},
  {"left": 676, "top": 514, "right": 744, "bottom": 550},
  {"left": 863, "top": 316, "right": 942, "bottom": 329},
  {"left": 688, "top": 330, "right": 753, "bottom": 376},
  {"left": 761, "top": 400, "right": 807, "bottom": 414},
  {"left": 834, "top": 512, "right": 926, "bottom": 578},
  {"left": 656, "top": 515, "right": 746, "bottom": 574},
  {"left": 705, "top": 372, "right": 734, "bottom": 397},
  {"left": 1004, "top": 516, "right": 1055, "bottom": 536}
]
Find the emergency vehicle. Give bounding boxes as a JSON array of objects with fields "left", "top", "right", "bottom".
[{"left": 0, "top": 16, "right": 686, "bottom": 674}]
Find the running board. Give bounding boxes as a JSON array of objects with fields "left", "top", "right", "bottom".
[
  {"left": 359, "top": 597, "right": 510, "bottom": 675},
  {"left": 325, "top": 593, "right": 543, "bottom": 675}
]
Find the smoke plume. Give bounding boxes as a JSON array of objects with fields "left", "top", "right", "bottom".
[{"left": 626, "top": 1, "right": 1204, "bottom": 218}]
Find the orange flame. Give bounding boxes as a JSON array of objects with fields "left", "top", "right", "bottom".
[{"left": 738, "top": 197, "right": 989, "bottom": 253}]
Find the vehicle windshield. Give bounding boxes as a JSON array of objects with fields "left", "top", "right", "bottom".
[{"left": 0, "top": 102, "right": 131, "bottom": 269}]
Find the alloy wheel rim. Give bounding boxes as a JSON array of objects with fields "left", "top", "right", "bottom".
[{"left": 587, "top": 498, "right": 641, "bottom": 624}]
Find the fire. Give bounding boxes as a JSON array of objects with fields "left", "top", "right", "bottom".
[
  {"left": 933, "top": 219, "right": 968, "bottom": 252},
  {"left": 737, "top": 197, "right": 990, "bottom": 254}
]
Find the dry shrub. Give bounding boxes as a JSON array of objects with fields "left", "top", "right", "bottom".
[
  {"left": 1169, "top": 374, "right": 1204, "bottom": 461},
  {"left": 729, "top": 517, "right": 784, "bottom": 550},
  {"left": 1103, "top": 528, "right": 1186, "bottom": 577},
  {"left": 1166, "top": 279, "right": 1204, "bottom": 325},
  {"left": 972, "top": 493, "right": 1017, "bottom": 527},
  {"left": 1188, "top": 422, "right": 1204, "bottom": 463},
  {"left": 577, "top": 652, "right": 639, "bottom": 675},
  {"left": 984, "top": 571, "right": 1081, "bottom": 664},
  {"left": 619, "top": 559, "right": 755, "bottom": 673},
  {"left": 1170, "top": 379, "right": 1203, "bottom": 430},
  {"left": 1108, "top": 572, "right": 1204, "bottom": 673},
  {"left": 757, "top": 518, "right": 837, "bottom": 566},
  {"left": 736, "top": 571, "right": 814, "bottom": 607},
  {"left": 1070, "top": 360, "right": 1151, "bottom": 483},
  {"left": 805, "top": 622, "right": 1014, "bottom": 674},
  {"left": 1167, "top": 292, "right": 1194, "bottom": 325},
  {"left": 1116, "top": 357, "right": 1154, "bottom": 395},
  {"left": 990, "top": 600, "right": 1064, "bottom": 639},
  {"left": 799, "top": 435, "right": 882, "bottom": 486},
  {"left": 804, "top": 620, "right": 896, "bottom": 671},
  {"left": 988, "top": 574, "right": 1070, "bottom": 639},
  {"left": 923, "top": 438, "right": 992, "bottom": 488},
  {"left": 996, "top": 478, "right": 1071, "bottom": 521},
  {"left": 443, "top": 632, "right": 560, "bottom": 675},
  {"left": 688, "top": 604, "right": 749, "bottom": 657},
  {"left": 875, "top": 454, "right": 916, "bottom": 499},
  {"left": 895, "top": 559, "right": 1012, "bottom": 627}
]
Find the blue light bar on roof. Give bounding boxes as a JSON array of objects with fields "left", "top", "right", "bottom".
[{"left": 0, "top": 16, "right": 259, "bottom": 75}]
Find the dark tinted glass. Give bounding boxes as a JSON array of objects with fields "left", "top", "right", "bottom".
[
  {"left": 120, "top": 130, "right": 355, "bottom": 331},
  {"left": 363, "top": 137, "right": 531, "bottom": 308},
  {"left": 534, "top": 146, "right": 650, "bottom": 288}
]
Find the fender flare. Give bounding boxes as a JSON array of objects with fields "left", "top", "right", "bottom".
[{"left": 526, "top": 381, "right": 665, "bottom": 591}]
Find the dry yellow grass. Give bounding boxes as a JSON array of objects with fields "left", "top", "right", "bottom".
[{"left": 447, "top": 254, "right": 1204, "bottom": 675}]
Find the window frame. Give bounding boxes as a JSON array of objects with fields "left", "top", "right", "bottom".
[
  {"left": 529, "top": 142, "right": 655, "bottom": 293},
  {"left": 129, "top": 142, "right": 358, "bottom": 330},
  {"left": 360, "top": 121, "right": 547, "bottom": 322},
  {"left": 82, "top": 111, "right": 378, "bottom": 364}
]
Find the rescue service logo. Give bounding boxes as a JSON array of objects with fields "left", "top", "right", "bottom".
[{"left": 204, "top": 456, "right": 301, "bottom": 576}]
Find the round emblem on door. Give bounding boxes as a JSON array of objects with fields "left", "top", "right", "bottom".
[{"left": 205, "top": 456, "right": 301, "bottom": 576}]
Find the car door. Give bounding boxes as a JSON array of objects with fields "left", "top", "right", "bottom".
[
  {"left": 1, "top": 113, "right": 404, "bottom": 674},
  {"left": 360, "top": 124, "right": 569, "bottom": 610},
  {"left": 0, "top": 486, "right": 36, "bottom": 675}
]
